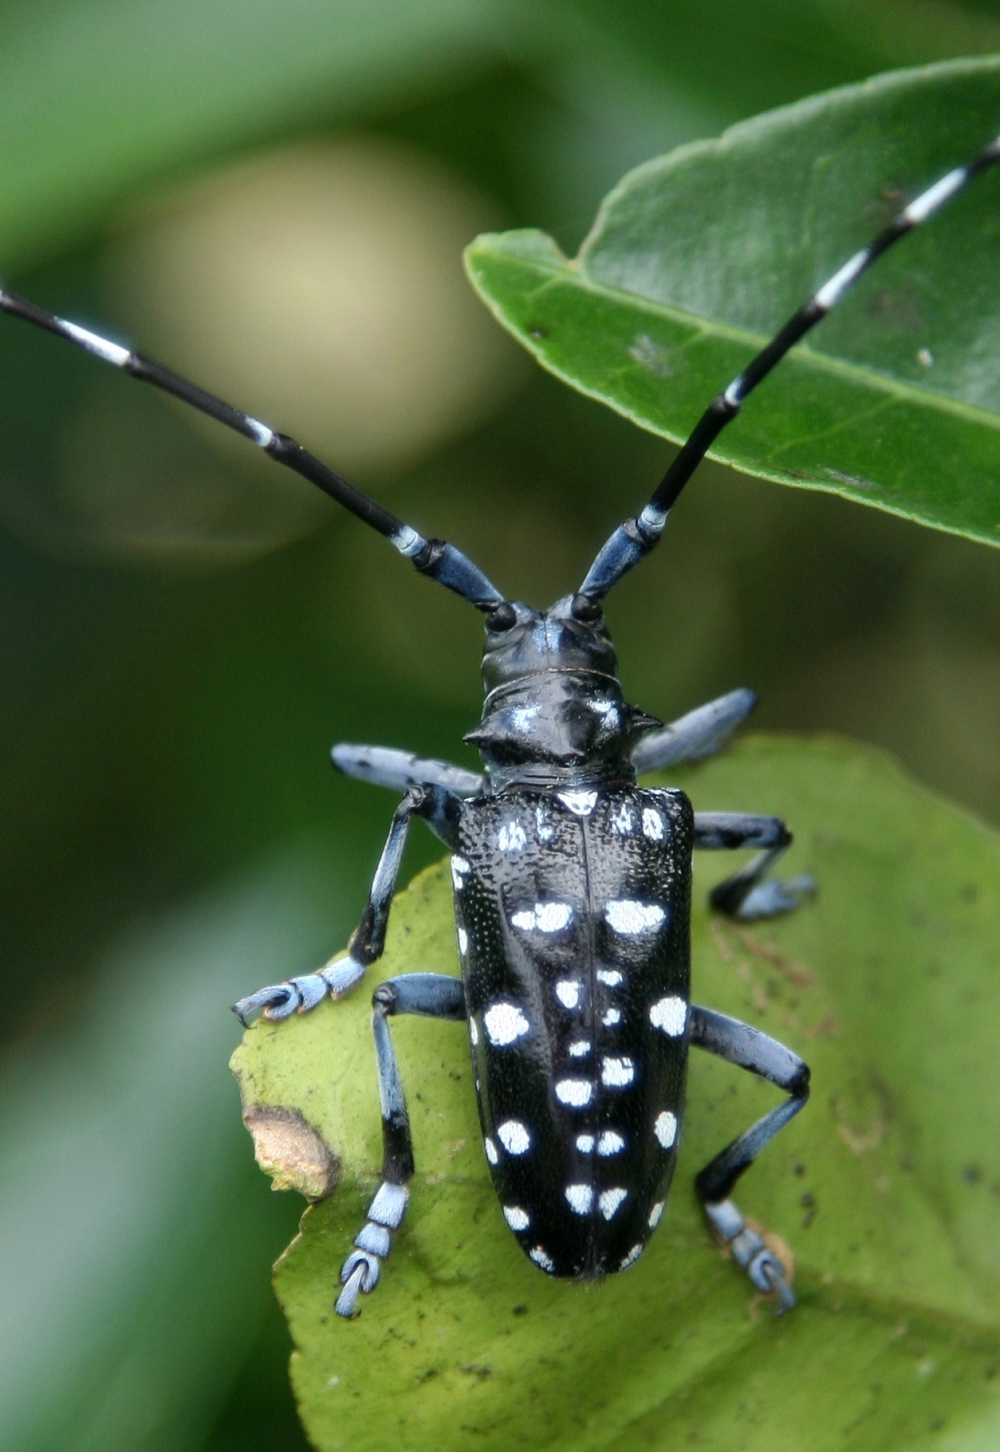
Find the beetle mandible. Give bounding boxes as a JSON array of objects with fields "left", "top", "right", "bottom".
[{"left": 3, "top": 129, "right": 998, "bottom": 1319}]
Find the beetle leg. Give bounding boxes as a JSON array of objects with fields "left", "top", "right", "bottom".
[
  {"left": 233, "top": 784, "right": 464, "bottom": 1025},
  {"left": 694, "top": 812, "right": 815, "bottom": 919},
  {"left": 632, "top": 688, "right": 756, "bottom": 774},
  {"left": 332, "top": 742, "right": 485, "bottom": 797},
  {"left": 336, "top": 972, "right": 466, "bottom": 1318},
  {"left": 689, "top": 1005, "right": 810, "bottom": 1312}
]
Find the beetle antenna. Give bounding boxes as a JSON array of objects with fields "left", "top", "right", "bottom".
[
  {"left": 0, "top": 289, "right": 504, "bottom": 612},
  {"left": 578, "top": 130, "right": 1000, "bottom": 600}
]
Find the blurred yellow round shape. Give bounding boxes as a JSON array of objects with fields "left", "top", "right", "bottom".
[{"left": 110, "top": 136, "right": 524, "bottom": 482}]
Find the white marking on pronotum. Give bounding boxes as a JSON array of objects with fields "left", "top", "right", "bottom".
[
  {"left": 457, "top": 927, "right": 469, "bottom": 956},
  {"left": 535, "top": 804, "right": 554, "bottom": 841},
  {"left": 511, "top": 901, "right": 573, "bottom": 933},
  {"left": 654, "top": 1110, "right": 678, "bottom": 1149},
  {"left": 568, "top": 1039, "right": 591, "bottom": 1058},
  {"left": 904, "top": 166, "right": 967, "bottom": 225},
  {"left": 565, "top": 1184, "right": 593, "bottom": 1215},
  {"left": 245, "top": 416, "right": 275, "bottom": 447},
  {"left": 483, "top": 1001, "right": 530, "bottom": 1047},
  {"left": 503, "top": 1205, "right": 530, "bottom": 1231},
  {"left": 641, "top": 807, "right": 664, "bottom": 841},
  {"left": 601, "top": 1056, "right": 635, "bottom": 1088},
  {"left": 368, "top": 1182, "right": 408, "bottom": 1228},
  {"left": 648, "top": 1201, "right": 665, "bottom": 1228},
  {"left": 558, "top": 789, "right": 598, "bottom": 816},
  {"left": 638, "top": 502, "right": 668, "bottom": 533},
  {"left": 620, "top": 1244, "right": 644, "bottom": 1270},
  {"left": 59, "top": 318, "right": 131, "bottom": 367},
  {"left": 599, "top": 1188, "right": 627, "bottom": 1220},
  {"left": 602, "top": 1007, "right": 621, "bottom": 1026},
  {"left": 530, "top": 1246, "right": 555, "bottom": 1272},
  {"left": 390, "top": 524, "right": 426, "bottom": 558},
  {"left": 498, "top": 820, "right": 527, "bottom": 852},
  {"left": 450, "top": 855, "right": 470, "bottom": 889},
  {"left": 555, "top": 1078, "right": 592, "bottom": 1107},
  {"left": 605, "top": 899, "right": 666, "bottom": 934},
  {"left": 511, "top": 705, "right": 539, "bottom": 731},
  {"left": 597, "top": 969, "right": 622, "bottom": 986},
  {"left": 576, "top": 1134, "right": 595, "bottom": 1153},
  {"left": 497, "top": 1119, "right": 531, "bottom": 1155},
  {"left": 484, "top": 1136, "right": 498, "bottom": 1165},
  {"left": 597, "top": 1130, "right": 626, "bottom": 1156},
  {"left": 468, "top": 1016, "right": 478, "bottom": 1046},
  {"left": 609, "top": 803, "right": 634, "bottom": 835},
  {"left": 814, "top": 247, "right": 869, "bottom": 310},
  {"left": 649, "top": 995, "right": 687, "bottom": 1036}
]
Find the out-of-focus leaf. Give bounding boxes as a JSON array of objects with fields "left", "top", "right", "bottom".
[
  {"left": 0, "top": 844, "right": 342, "bottom": 1452},
  {"left": 0, "top": 0, "right": 513, "bottom": 270},
  {"left": 233, "top": 736, "right": 1000, "bottom": 1451},
  {"left": 466, "top": 60, "right": 1000, "bottom": 547}
]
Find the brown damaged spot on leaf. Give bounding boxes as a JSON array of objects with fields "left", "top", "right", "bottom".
[{"left": 242, "top": 1103, "right": 339, "bottom": 1199}]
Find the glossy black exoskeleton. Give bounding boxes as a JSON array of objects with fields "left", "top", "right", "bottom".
[{"left": 4, "top": 128, "right": 998, "bottom": 1319}]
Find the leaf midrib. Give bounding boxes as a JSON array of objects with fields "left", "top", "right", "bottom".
[{"left": 475, "top": 242, "right": 1000, "bottom": 437}]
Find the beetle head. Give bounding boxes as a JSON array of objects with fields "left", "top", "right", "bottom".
[{"left": 466, "top": 595, "right": 660, "bottom": 788}]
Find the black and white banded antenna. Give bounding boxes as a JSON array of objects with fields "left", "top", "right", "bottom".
[
  {"left": 0, "top": 290, "right": 504, "bottom": 613},
  {"left": 579, "top": 131, "right": 1000, "bottom": 602}
]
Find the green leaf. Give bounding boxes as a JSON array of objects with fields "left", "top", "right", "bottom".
[
  {"left": 466, "top": 59, "right": 1000, "bottom": 548},
  {"left": 231, "top": 736, "right": 1000, "bottom": 1451}
]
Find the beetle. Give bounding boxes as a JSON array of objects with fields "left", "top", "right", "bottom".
[{"left": 3, "top": 129, "right": 998, "bottom": 1320}]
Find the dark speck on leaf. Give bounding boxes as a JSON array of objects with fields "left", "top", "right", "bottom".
[
  {"left": 962, "top": 1164, "right": 983, "bottom": 1185},
  {"left": 529, "top": 324, "right": 548, "bottom": 339},
  {"left": 512, "top": 1304, "right": 528, "bottom": 1316}
]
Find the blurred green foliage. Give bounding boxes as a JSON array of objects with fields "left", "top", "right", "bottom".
[{"left": 3, "top": 3, "right": 1000, "bottom": 1451}]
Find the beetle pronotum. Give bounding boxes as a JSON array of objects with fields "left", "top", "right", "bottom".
[{"left": 3, "top": 127, "right": 998, "bottom": 1319}]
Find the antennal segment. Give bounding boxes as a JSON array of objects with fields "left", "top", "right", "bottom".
[
  {"left": 579, "top": 131, "right": 1000, "bottom": 600},
  {"left": 0, "top": 289, "right": 504, "bottom": 611}
]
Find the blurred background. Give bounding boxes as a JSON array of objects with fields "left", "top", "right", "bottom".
[{"left": 3, "top": 2, "right": 1000, "bottom": 1448}]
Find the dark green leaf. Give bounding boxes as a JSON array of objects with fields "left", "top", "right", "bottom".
[
  {"left": 232, "top": 736, "right": 1000, "bottom": 1450},
  {"left": 466, "top": 59, "right": 1000, "bottom": 546}
]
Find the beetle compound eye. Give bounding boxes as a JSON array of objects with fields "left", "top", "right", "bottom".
[
  {"left": 486, "top": 602, "right": 517, "bottom": 632},
  {"left": 570, "top": 593, "right": 602, "bottom": 624}
]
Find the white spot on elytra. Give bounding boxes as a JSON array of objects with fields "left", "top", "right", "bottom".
[
  {"left": 565, "top": 1184, "right": 593, "bottom": 1215},
  {"left": 642, "top": 808, "right": 664, "bottom": 840},
  {"left": 605, "top": 899, "right": 666, "bottom": 935},
  {"left": 483, "top": 1001, "right": 530, "bottom": 1046},
  {"left": 535, "top": 805, "right": 554, "bottom": 841},
  {"left": 511, "top": 901, "right": 573, "bottom": 933},
  {"left": 609, "top": 803, "right": 634, "bottom": 835},
  {"left": 599, "top": 1188, "right": 627, "bottom": 1220},
  {"left": 484, "top": 1136, "right": 498, "bottom": 1165},
  {"left": 649, "top": 996, "right": 687, "bottom": 1036},
  {"left": 576, "top": 1134, "right": 595, "bottom": 1153},
  {"left": 469, "top": 1016, "right": 478, "bottom": 1046},
  {"left": 568, "top": 1039, "right": 590, "bottom": 1058},
  {"left": 497, "top": 1119, "right": 531, "bottom": 1155},
  {"left": 555, "top": 1078, "right": 592, "bottom": 1107},
  {"left": 597, "top": 1130, "right": 626, "bottom": 1156},
  {"left": 602, "top": 1007, "right": 621, "bottom": 1026},
  {"left": 555, "top": 980, "right": 581, "bottom": 1009},
  {"left": 451, "top": 855, "right": 470, "bottom": 889},
  {"left": 457, "top": 927, "right": 469, "bottom": 955},
  {"left": 601, "top": 1056, "right": 635, "bottom": 1088},
  {"left": 597, "top": 969, "right": 622, "bottom": 986},
  {"left": 498, "top": 820, "right": 527, "bottom": 852},
  {"left": 558, "top": 789, "right": 598, "bottom": 816},
  {"left": 504, "top": 1205, "right": 529, "bottom": 1231},
  {"left": 530, "top": 1246, "right": 555, "bottom": 1272},
  {"left": 654, "top": 1110, "right": 678, "bottom": 1148},
  {"left": 620, "top": 1244, "right": 644, "bottom": 1269},
  {"left": 648, "top": 1201, "right": 665, "bottom": 1228}
]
